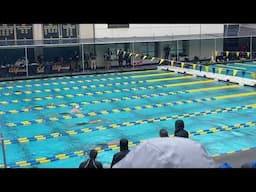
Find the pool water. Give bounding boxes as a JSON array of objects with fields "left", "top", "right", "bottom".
[
  {"left": 210, "top": 61, "right": 256, "bottom": 79},
  {"left": 0, "top": 69, "right": 255, "bottom": 168}
]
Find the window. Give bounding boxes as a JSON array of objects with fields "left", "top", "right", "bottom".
[
  {"left": 61, "top": 24, "right": 78, "bottom": 38},
  {"left": 43, "top": 24, "right": 60, "bottom": 39},
  {"left": 224, "top": 24, "right": 240, "bottom": 36},
  {"left": 108, "top": 24, "right": 129, "bottom": 28},
  {"left": 134, "top": 42, "right": 155, "bottom": 57},
  {"left": 0, "top": 24, "right": 33, "bottom": 40},
  {"left": 15, "top": 24, "right": 33, "bottom": 40},
  {"left": 0, "top": 24, "right": 15, "bottom": 40},
  {"left": 43, "top": 24, "right": 79, "bottom": 39}
]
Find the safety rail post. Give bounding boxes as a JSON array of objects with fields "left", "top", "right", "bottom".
[
  {"left": 81, "top": 43, "right": 85, "bottom": 72},
  {"left": 132, "top": 41, "right": 135, "bottom": 69},
  {"left": 176, "top": 40, "right": 179, "bottom": 61},
  {"left": 25, "top": 46, "right": 28, "bottom": 77},
  {"left": 214, "top": 38, "right": 217, "bottom": 62},
  {"left": 250, "top": 34, "right": 253, "bottom": 60}
]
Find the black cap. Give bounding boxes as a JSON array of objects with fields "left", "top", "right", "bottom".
[
  {"left": 175, "top": 120, "right": 184, "bottom": 129},
  {"left": 120, "top": 138, "right": 128, "bottom": 151}
]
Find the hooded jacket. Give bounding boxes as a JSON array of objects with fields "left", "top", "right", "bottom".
[
  {"left": 174, "top": 120, "right": 189, "bottom": 138},
  {"left": 110, "top": 138, "right": 130, "bottom": 168},
  {"left": 79, "top": 150, "right": 103, "bottom": 169},
  {"left": 79, "top": 158, "right": 103, "bottom": 169}
]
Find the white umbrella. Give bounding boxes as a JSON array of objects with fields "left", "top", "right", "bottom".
[{"left": 113, "top": 137, "right": 217, "bottom": 168}]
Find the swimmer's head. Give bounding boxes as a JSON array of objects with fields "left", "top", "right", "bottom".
[{"left": 75, "top": 105, "right": 80, "bottom": 109}]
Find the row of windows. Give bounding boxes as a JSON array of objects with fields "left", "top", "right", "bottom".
[
  {"left": 0, "top": 24, "right": 79, "bottom": 40},
  {"left": 0, "top": 24, "right": 33, "bottom": 40},
  {"left": 0, "top": 24, "right": 130, "bottom": 40},
  {"left": 43, "top": 24, "right": 78, "bottom": 39}
]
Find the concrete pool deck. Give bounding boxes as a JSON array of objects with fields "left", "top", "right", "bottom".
[
  {"left": 213, "top": 148, "right": 256, "bottom": 168},
  {"left": 0, "top": 64, "right": 159, "bottom": 82}
]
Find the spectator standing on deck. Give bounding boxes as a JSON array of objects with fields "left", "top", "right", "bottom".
[
  {"left": 174, "top": 120, "right": 189, "bottom": 138},
  {"left": 79, "top": 149, "right": 103, "bottom": 169},
  {"left": 110, "top": 138, "right": 130, "bottom": 168}
]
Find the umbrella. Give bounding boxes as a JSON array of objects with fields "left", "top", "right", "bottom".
[{"left": 113, "top": 137, "right": 217, "bottom": 168}]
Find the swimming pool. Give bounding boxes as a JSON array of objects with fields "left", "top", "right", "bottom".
[
  {"left": 0, "top": 69, "right": 256, "bottom": 168},
  {"left": 226, "top": 61, "right": 256, "bottom": 72},
  {"left": 206, "top": 61, "right": 256, "bottom": 79}
]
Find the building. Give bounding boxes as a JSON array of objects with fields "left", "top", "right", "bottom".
[{"left": 0, "top": 24, "right": 227, "bottom": 77}]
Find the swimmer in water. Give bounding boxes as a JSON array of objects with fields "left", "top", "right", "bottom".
[
  {"left": 59, "top": 104, "right": 82, "bottom": 115},
  {"left": 47, "top": 103, "right": 54, "bottom": 107},
  {"left": 24, "top": 107, "right": 31, "bottom": 112},
  {"left": 65, "top": 119, "right": 102, "bottom": 128},
  {"left": 75, "top": 119, "right": 102, "bottom": 126},
  {"left": 70, "top": 105, "right": 81, "bottom": 113},
  {"left": 90, "top": 119, "right": 102, "bottom": 124},
  {"left": 94, "top": 140, "right": 120, "bottom": 148}
]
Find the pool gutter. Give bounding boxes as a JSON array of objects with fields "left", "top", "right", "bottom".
[{"left": 159, "top": 65, "right": 256, "bottom": 87}]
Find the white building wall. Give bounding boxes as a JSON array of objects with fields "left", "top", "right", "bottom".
[
  {"left": 240, "top": 24, "right": 256, "bottom": 29},
  {"left": 32, "top": 24, "right": 43, "bottom": 40},
  {"left": 79, "top": 24, "right": 94, "bottom": 39},
  {"left": 31, "top": 24, "right": 224, "bottom": 40},
  {"left": 94, "top": 24, "right": 224, "bottom": 38},
  {"left": 32, "top": 24, "right": 44, "bottom": 59},
  {"left": 201, "top": 24, "right": 224, "bottom": 34}
]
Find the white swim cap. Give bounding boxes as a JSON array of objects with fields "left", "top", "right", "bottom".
[{"left": 75, "top": 105, "right": 80, "bottom": 109}]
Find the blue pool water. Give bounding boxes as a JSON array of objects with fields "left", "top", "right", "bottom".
[
  {"left": 226, "top": 61, "right": 256, "bottom": 79},
  {"left": 208, "top": 61, "right": 256, "bottom": 79},
  {"left": 0, "top": 69, "right": 256, "bottom": 168},
  {"left": 226, "top": 61, "right": 256, "bottom": 71}
]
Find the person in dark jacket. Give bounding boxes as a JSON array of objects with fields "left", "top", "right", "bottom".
[
  {"left": 159, "top": 129, "right": 169, "bottom": 137},
  {"left": 124, "top": 52, "right": 131, "bottom": 68},
  {"left": 164, "top": 46, "right": 170, "bottom": 59},
  {"left": 79, "top": 149, "right": 103, "bottom": 169},
  {"left": 174, "top": 120, "right": 189, "bottom": 138},
  {"left": 110, "top": 138, "right": 130, "bottom": 168},
  {"left": 118, "top": 49, "right": 124, "bottom": 68}
]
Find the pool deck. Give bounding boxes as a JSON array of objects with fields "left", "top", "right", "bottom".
[
  {"left": 213, "top": 149, "right": 256, "bottom": 168},
  {"left": 0, "top": 64, "right": 158, "bottom": 82}
]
